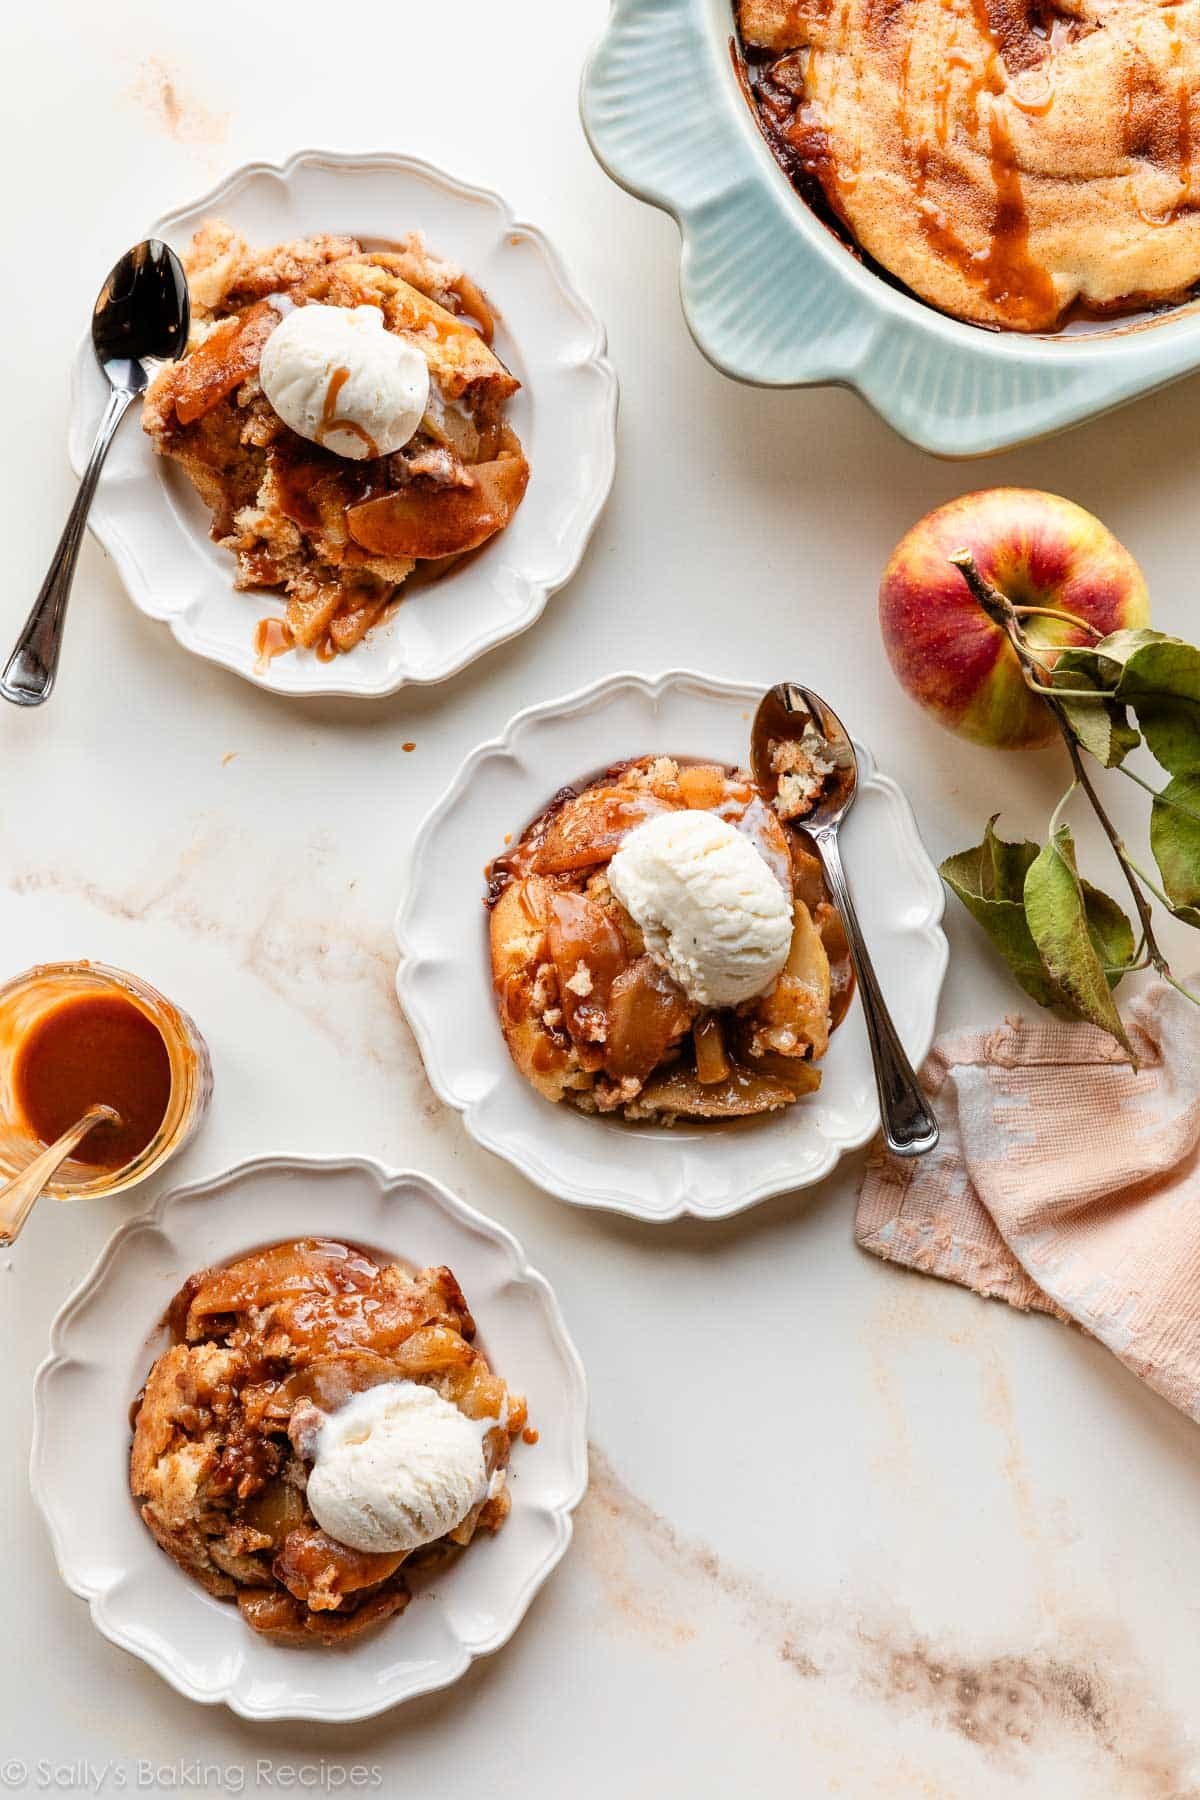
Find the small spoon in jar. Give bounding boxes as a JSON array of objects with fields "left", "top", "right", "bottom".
[
  {"left": 0, "top": 1104, "right": 123, "bottom": 1246},
  {"left": 751, "top": 683, "right": 939, "bottom": 1157},
  {"left": 1, "top": 240, "right": 189, "bottom": 706}
]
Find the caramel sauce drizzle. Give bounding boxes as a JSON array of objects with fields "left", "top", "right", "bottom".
[
  {"left": 253, "top": 616, "right": 295, "bottom": 669},
  {"left": 827, "top": 0, "right": 865, "bottom": 192},
  {"left": 897, "top": 0, "right": 1058, "bottom": 325},
  {"left": 315, "top": 366, "right": 381, "bottom": 460},
  {"left": 1123, "top": 26, "right": 1140, "bottom": 150}
]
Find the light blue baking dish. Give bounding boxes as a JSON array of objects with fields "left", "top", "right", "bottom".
[{"left": 580, "top": 0, "right": 1200, "bottom": 456}]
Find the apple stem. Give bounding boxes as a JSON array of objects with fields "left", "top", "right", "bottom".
[
  {"left": 948, "top": 550, "right": 1012, "bottom": 630},
  {"left": 1055, "top": 727, "right": 1171, "bottom": 979},
  {"left": 1049, "top": 780, "right": 1079, "bottom": 838},
  {"left": 1026, "top": 682, "right": 1114, "bottom": 700},
  {"left": 1122, "top": 854, "right": 1186, "bottom": 919},
  {"left": 949, "top": 552, "right": 1090, "bottom": 696},
  {"left": 1009, "top": 603, "right": 1105, "bottom": 638}
]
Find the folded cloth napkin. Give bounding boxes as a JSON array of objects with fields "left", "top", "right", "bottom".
[{"left": 856, "top": 980, "right": 1200, "bottom": 1420}]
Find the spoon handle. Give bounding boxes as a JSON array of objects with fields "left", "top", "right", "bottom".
[
  {"left": 812, "top": 827, "right": 940, "bottom": 1157},
  {"left": 0, "top": 385, "right": 135, "bottom": 707},
  {"left": 0, "top": 1105, "right": 119, "bottom": 1247}
]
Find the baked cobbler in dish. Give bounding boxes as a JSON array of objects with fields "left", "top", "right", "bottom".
[
  {"left": 486, "top": 755, "right": 853, "bottom": 1122},
  {"left": 130, "top": 1238, "right": 525, "bottom": 1645},
  {"left": 143, "top": 223, "right": 528, "bottom": 659},
  {"left": 737, "top": 0, "right": 1200, "bottom": 331}
]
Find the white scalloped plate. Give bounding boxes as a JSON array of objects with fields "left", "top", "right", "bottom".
[
  {"left": 581, "top": 0, "right": 1200, "bottom": 457},
  {"left": 30, "top": 1158, "right": 588, "bottom": 1721},
  {"left": 395, "top": 672, "right": 948, "bottom": 1221},
  {"left": 68, "top": 150, "right": 618, "bottom": 697}
]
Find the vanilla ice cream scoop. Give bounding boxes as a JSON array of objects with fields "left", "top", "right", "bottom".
[
  {"left": 305, "top": 1380, "right": 496, "bottom": 1555},
  {"left": 258, "top": 303, "right": 429, "bottom": 460},
  {"left": 608, "top": 809, "right": 793, "bottom": 1008}
]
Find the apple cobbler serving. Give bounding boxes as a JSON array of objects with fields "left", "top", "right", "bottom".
[
  {"left": 485, "top": 753, "right": 854, "bottom": 1123},
  {"left": 130, "top": 1238, "right": 526, "bottom": 1646},
  {"left": 143, "top": 222, "right": 529, "bottom": 659}
]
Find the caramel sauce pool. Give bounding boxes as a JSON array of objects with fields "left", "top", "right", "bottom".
[{"left": 13, "top": 993, "right": 172, "bottom": 1168}]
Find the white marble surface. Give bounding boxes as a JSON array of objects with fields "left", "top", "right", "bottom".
[{"left": 3, "top": 2, "right": 1200, "bottom": 1793}]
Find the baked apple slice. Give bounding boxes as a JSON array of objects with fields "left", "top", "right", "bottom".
[
  {"left": 237, "top": 1584, "right": 408, "bottom": 1645},
  {"left": 274, "top": 1526, "right": 407, "bottom": 1609},
  {"left": 546, "top": 890, "right": 628, "bottom": 1047},
  {"left": 346, "top": 452, "right": 529, "bottom": 560},
  {"left": 531, "top": 786, "right": 671, "bottom": 875},
  {"left": 631, "top": 1058, "right": 818, "bottom": 1120},
  {"left": 173, "top": 301, "right": 278, "bottom": 425},
  {"left": 745, "top": 897, "right": 831, "bottom": 1060},
  {"left": 604, "top": 957, "right": 693, "bottom": 1085}
]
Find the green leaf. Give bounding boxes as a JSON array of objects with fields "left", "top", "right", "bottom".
[
  {"left": 1079, "top": 880, "right": 1137, "bottom": 982},
  {"left": 1090, "top": 627, "right": 1172, "bottom": 671},
  {"left": 940, "top": 820, "right": 1060, "bottom": 1006},
  {"left": 1064, "top": 701, "right": 1141, "bottom": 769},
  {"left": 1023, "top": 828, "right": 1136, "bottom": 1059},
  {"left": 1051, "top": 652, "right": 1141, "bottom": 767},
  {"left": 1114, "top": 638, "right": 1200, "bottom": 774},
  {"left": 981, "top": 814, "right": 1038, "bottom": 900},
  {"left": 1149, "top": 774, "right": 1200, "bottom": 927},
  {"left": 1079, "top": 628, "right": 1200, "bottom": 771}
]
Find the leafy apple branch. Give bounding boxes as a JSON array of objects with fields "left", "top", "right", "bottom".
[{"left": 941, "top": 553, "right": 1200, "bottom": 1060}]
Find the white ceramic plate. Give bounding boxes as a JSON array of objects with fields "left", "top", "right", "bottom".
[
  {"left": 395, "top": 672, "right": 948, "bottom": 1222},
  {"left": 30, "top": 1157, "right": 588, "bottom": 1721},
  {"left": 68, "top": 150, "right": 618, "bottom": 698}
]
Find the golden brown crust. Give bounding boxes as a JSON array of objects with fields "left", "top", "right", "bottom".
[
  {"left": 739, "top": 0, "right": 1200, "bottom": 331},
  {"left": 142, "top": 223, "right": 529, "bottom": 656},
  {"left": 130, "top": 1239, "right": 525, "bottom": 1647}
]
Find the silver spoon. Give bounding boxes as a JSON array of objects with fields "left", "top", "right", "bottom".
[
  {"left": 0, "top": 1104, "right": 122, "bottom": 1246},
  {"left": 752, "top": 682, "right": 939, "bottom": 1157},
  {"left": 1, "top": 240, "right": 189, "bottom": 706}
]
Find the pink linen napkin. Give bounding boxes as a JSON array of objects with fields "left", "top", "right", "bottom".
[{"left": 856, "top": 980, "right": 1200, "bottom": 1420}]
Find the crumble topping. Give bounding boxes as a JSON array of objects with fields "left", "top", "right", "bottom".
[{"left": 769, "top": 729, "right": 835, "bottom": 821}]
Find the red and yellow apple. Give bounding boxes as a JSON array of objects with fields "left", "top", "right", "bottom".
[{"left": 878, "top": 488, "right": 1150, "bottom": 749}]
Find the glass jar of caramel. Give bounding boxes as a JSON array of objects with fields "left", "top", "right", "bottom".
[{"left": 0, "top": 962, "right": 212, "bottom": 1201}]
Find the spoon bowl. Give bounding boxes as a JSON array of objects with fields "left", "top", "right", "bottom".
[
  {"left": 751, "top": 682, "right": 940, "bottom": 1158},
  {"left": 92, "top": 239, "right": 190, "bottom": 388},
  {"left": 1, "top": 240, "right": 189, "bottom": 706},
  {"left": 751, "top": 681, "right": 859, "bottom": 831}
]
